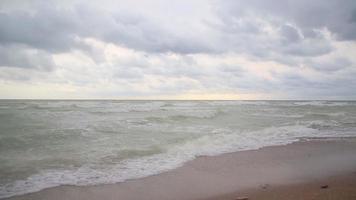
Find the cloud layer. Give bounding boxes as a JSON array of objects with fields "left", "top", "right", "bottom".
[{"left": 0, "top": 0, "right": 356, "bottom": 99}]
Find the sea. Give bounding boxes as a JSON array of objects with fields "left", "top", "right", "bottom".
[{"left": 1, "top": 100, "right": 356, "bottom": 198}]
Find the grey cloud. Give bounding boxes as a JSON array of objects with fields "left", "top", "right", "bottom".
[
  {"left": 280, "top": 39, "right": 333, "bottom": 57},
  {"left": 306, "top": 57, "right": 353, "bottom": 72},
  {"left": 0, "top": 0, "right": 355, "bottom": 99},
  {"left": 0, "top": 45, "right": 54, "bottom": 70},
  {"left": 0, "top": 2, "right": 213, "bottom": 55},
  {"left": 220, "top": 65, "right": 244, "bottom": 76},
  {"left": 213, "top": 2, "right": 336, "bottom": 59},
  {"left": 218, "top": 0, "right": 356, "bottom": 41},
  {"left": 0, "top": 9, "right": 80, "bottom": 52},
  {"left": 277, "top": 73, "right": 313, "bottom": 89},
  {"left": 1, "top": 0, "right": 352, "bottom": 58},
  {"left": 280, "top": 25, "right": 301, "bottom": 43},
  {"left": 270, "top": 68, "right": 356, "bottom": 99},
  {"left": 351, "top": 9, "right": 356, "bottom": 22}
]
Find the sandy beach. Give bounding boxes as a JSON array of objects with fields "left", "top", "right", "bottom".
[{"left": 4, "top": 137, "right": 356, "bottom": 200}]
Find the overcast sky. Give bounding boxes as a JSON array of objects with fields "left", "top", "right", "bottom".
[{"left": 0, "top": 0, "right": 356, "bottom": 99}]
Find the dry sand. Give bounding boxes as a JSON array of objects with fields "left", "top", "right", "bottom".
[
  {"left": 4, "top": 138, "right": 356, "bottom": 200},
  {"left": 206, "top": 173, "right": 356, "bottom": 200}
]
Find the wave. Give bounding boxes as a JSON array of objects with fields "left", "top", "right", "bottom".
[
  {"left": 293, "top": 101, "right": 352, "bottom": 106},
  {"left": 14, "top": 101, "right": 169, "bottom": 113},
  {"left": 302, "top": 112, "right": 347, "bottom": 119},
  {"left": 20, "top": 103, "right": 81, "bottom": 111},
  {"left": 2, "top": 121, "right": 356, "bottom": 199},
  {"left": 122, "top": 109, "right": 225, "bottom": 127},
  {"left": 206, "top": 101, "right": 270, "bottom": 106},
  {"left": 306, "top": 120, "right": 339, "bottom": 130},
  {"left": 148, "top": 110, "right": 225, "bottom": 121}
]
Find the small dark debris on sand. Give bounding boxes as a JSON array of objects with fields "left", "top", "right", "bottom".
[
  {"left": 260, "top": 184, "right": 269, "bottom": 190},
  {"left": 320, "top": 185, "right": 329, "bottom": 189},
  {"left": 235, "top": 197, "right": 248, "bottom": 200}
]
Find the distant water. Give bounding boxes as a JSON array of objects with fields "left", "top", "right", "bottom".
[{"left": 1, "top": 100, "right": 356, "bottom": 198}]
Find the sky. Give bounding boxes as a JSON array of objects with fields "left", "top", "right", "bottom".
[{"left": 0, "top": 0, "right": 356, "bottom": 100}]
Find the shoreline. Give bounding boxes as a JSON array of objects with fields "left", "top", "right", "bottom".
[{"left": 4, "top": 137, "right": 356, "bottom": 200}]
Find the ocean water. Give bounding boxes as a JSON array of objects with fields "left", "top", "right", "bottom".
[{"left": 1, "top": 100, "right": 356, "bottom": 198}]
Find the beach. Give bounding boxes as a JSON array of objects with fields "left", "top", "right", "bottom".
[
  {"left": 1, "top": 0, "right": 356, "bottom": 198},
  {"left": 5, "top": 137, "right": 356, "bottom": 200}
]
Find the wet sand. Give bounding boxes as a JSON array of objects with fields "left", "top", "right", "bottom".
[{"left": 4, "top": 138, "right": 356, "bottom": 200}]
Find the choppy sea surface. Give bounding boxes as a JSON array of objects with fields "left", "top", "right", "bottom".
[{"left": 1, "top": 100, "right": 356, "bottom": 198}]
